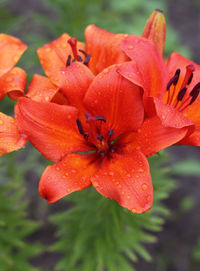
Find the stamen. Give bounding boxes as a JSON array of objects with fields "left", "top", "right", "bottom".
[
  {"left": 187, "top": 73, "right": 193, "bottom": 85},
  {"left": 96, "top": 135, "right": 104, "bottom": 141},
  {"left": 94, "top": 116, "right": 106, "bottom": 122},
  {"left": 177, "top": 87, "right": 187, "bottom": 101},
  {"left": 66, "top": 55, "right": 72, "bottom": 66},
  {"left": 108, "top": 129, "right": 114, "bottom": 137},
  {"left": 189, "top": 90, "right": 199, "bottom": 105},
  {"left": 83, "top": 54, "right": 91, "bottom": 66},
  {"left": 78, "top": 55, "right": 83, "bottom": 62},
  {"left": 190, "top": 82, "right": 200, "bottom": 96},
  {"left": 167, "top": 69, "right": 180, "bottom": 90},
  {"left": 68, "top": 37, "right": 79, "bottom": 61},
  {"left": 79, "top": 49, "right": 87, "bottom": 56},
  {"left": 76, "top": 119, "right": 84, "bottom": 135}
]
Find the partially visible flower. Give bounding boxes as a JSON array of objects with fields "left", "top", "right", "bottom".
[
  {"left": 118, "top": 35, "right": 200, "bottom": 146},
  {"left": 35, "top": 9, "right": 164, "bottom": 91},
  {"left": 15, "top": 62, "right": 189, "bottom": 213},
  {"left": 0, "top": 34, "right": 27, "bottom": 100},
  {"left": 0, "top": 34, "right": 27, "bottom": 156}
]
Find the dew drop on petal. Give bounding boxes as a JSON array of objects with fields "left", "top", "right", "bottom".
[
  {"left": 132, "top": 208, "right": 137, "bottom": 213},
  {"left": 0, "top": 119, "right": 4, "bottom": 125},
  {"left": 109, "top": 171, "right": 114, "bottom": 176},
  {"left": 141, "top": 183, "right": 148, "bottom": 191},
  {"left": 126, "top": 196, "right": 130, "bottom": 200}
]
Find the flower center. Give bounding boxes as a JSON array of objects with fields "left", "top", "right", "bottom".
[
  {"left": 164, "top": 64, "right": 200, "bottom": 112},
  {"left": 66, "top": 37, "right": 91, "bottom": 66},
  {"left": 76, "top": 113, "right": 116, "bottom": 157}
]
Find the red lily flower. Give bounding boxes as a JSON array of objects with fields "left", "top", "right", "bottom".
[
  {"left": 15, "top": 62, "right": 189, "bottom": 213},
  {"left": 118, "top": 35, "right": 199, "bottom": 146},
  {"left": 0, "top": 34, "right": 27, "bottom": 156}
]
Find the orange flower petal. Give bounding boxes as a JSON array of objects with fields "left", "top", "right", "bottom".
[
  {"left": 39, "top": 153, "right": 98, "bottom": 203},
  {"left": 146, "top": 97, "right": 193, "bottom": 128},
  {"left": 121, "top": 36, "right": 168, "bottom": 98},
  {"left": 37, "top": 33, "right": 85, "bottom": 84},
  {"left": 15, "top": 98, "right": 88, "bottom": 162},
  {"left": 118, "top": 116, "right": 189, "bottom": 157},
  {"left": 84, "top": 65, "right": 144, "bottom": 137},
  {"left": 85, "top": 25, "right": 129, "bottom": 74},
  {"left": 0, "top": 112, "right": 27, "bottom": 156},
  {"left": 26, "top": 74, "right": 59, "bottom": 103},
  {"left": 0, "top": 34, "right": 27, "bottom": 77},
  {"left": 53, "top": 62, "right": 94, "bottom": 115},
  {"left": 178, "top": 128, "right": 200, "bottom": 146},
  {"left": 0, "top": 67, "right": 26, "bottom": 100},
  {"left": 91, "top": 152, "right": 153, "bottom": 213}
]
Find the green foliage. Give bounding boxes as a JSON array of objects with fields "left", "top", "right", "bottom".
[
  {"left": 49, "top": 151, "right": 175, "bottom": 271},
  {"left": 0, "top": 151, "right": 43, "bottom": 271}
]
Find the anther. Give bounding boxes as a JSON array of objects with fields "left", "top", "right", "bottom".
[
  {"left": 76, "top": 119, "right": 84, "bottom": 135},
  {"left": 96, "top": 135, "right": 104, "bottom": 141},
  {"left": 187, "top": 73, "right": 193, "bottom": 85},
  {"left": 167, "top": 69, "right": 180, "bottom": 90},
  {"left": 108, "top": 129, "right": 114, "bottom": 137},
  {"left": 190, "top": 82, "right": 200, "bottom": 96},
  {"left": 66, "top": 55, "right": 71, "bottom": 66},
  {"left": 79, "top": 49, "right": 87, "bottom": 56},
  {"left": 177, "top": 87, "right": 187, "bottom": 101},
  {"left": 189, "top": 90, "right": 199, "bottom": 105},
  {"left": 94, "top": 116, "right": 106, "bottom": 122},
  {"left": 78, "top": 55, "right": 83, "bottom": 62},
  {"left": 83, "top": 54, "right": 91, "bottom": 66}
]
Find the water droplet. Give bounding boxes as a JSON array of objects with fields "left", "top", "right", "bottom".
[
  {"left": 71, "top": 169, "right": 76, "bottom": 174},
  {"left": 138, "top": 168, "right": 144, "bottom": 173},
  {"left": 126, "top": 196, "right": 130, "bottom": 200},
  {"left": 142, "top": 183, "right": 148, "bottom": 191},
  {"left": 147, "top": 195, "right": 151, "bottom": 202},
  {"left": 0, "top": 119, "right": 3, "bottom": 125},
  {"left": 56, "top": 167, "right": 60, "bottom": 171},
  {"left": 127, "top": 174, "right": 131, "bottom": 178},
  {"left": 132, "top": 208, "right": 137, "bottom": 213},
  {"left": 67, "top": 188, "right": 71, "bottom": 192},
  {"left": 93, "top": 181, "right": 99, "bottom": 187},
  {"left": 128, "top": 45, "right": 133, "bottom": 49},
  {"left": 109, "top": 171, "right": 114, "bottom": 176}
]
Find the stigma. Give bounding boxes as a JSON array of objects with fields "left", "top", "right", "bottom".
[{"left": 66, "top": 37, "right": 91, "bottom": 67}]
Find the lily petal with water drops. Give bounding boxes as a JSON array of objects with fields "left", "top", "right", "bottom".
[
  {"left": 118, "top": 27, "right": 200, "bottom": 146},
  {"left": 0, "top": 34, "right": 27, "bottom": 156}
]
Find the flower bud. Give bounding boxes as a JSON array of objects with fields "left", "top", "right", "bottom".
[{"left": 142, "top": 9, "right": 166, "bottom": 56}]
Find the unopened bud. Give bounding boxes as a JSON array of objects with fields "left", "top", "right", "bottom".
[{"left": 142, "top": 9, "right": 166, "bottom": 55}]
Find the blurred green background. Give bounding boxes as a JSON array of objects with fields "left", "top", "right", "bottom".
[{"left": 0, "top": 0, "right": 200, "bottom": 270}]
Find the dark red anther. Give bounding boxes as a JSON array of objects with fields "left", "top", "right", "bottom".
[
  {"left": 66, "top": 55, "right": 72, "bottom": 66},
  {"left": 94, "top": 116, "right": 106, "bottom": 122},
  {"left": 79, "top": 49, "right": 87, "bottom": 56},
  {"left": 76, "top": 119, "right": 84, "bottom": 135},
  {"left": 68, "top": 37, "right": 79, "bottom": 61},
  {"left": 108, "top": 129, "right": 114, "bottom": 137},
  {"left": 177, "top": 87, "right": 187, "bottom": 101},
  {"left": 187, "top": 73, "right": 193, "bottom": 85},
  {"left": 190, "top": 82, "right": 200, "bottom": 96},
  {"left": 167, "top": 69, "right": 180, "bottom": 90},
  {"left": 189, "top": 90, "right": 199, "bottom": 105},
  {"left": 83, "top": 54, "right": 91, "bottom": 66},
  {"left": 96, "top": 134, "right": 104, "bottom": 141}
]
